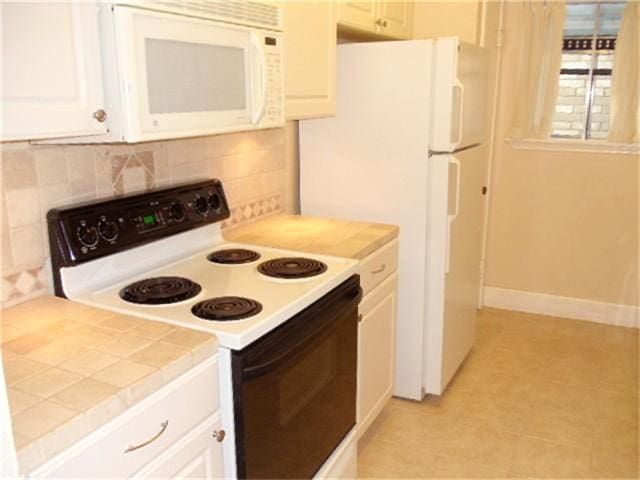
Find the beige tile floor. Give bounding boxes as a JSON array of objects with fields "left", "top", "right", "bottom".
[{"left": 358, "top": 308, "right": 639, "bottom": 479}]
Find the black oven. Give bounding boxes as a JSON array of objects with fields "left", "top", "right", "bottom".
[{"left": 232, "top": 275, "right": 361, "bottom": 479}]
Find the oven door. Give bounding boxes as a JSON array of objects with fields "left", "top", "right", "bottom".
[
  {"left": 112, "top": 6, "right": 266, "bottom": 141},
  {"left": 232, "top": 276, "right": 361, "bottom": 479}
]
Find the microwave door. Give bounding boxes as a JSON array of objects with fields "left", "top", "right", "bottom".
[
  {"left": 250, "top": 32, "right": 267, "bottom": 125},
  {"left": 113, "top": 7, "right": 256, "bottom": 141}
]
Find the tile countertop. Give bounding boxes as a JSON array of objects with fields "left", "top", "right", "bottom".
[
  {"left": 224, "top": 214, "right": 399, "bottom": 260},
  {"left": 1, "top": 295, "right": 218, "bottom": 473}
]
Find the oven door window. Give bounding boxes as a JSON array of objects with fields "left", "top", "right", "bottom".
[{"left": 233, "top": 283, "right": 359, "bottom": 480}]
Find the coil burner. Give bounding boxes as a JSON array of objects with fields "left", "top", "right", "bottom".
[
  {"left": 120, "top": 277, "right": 202, "bottom": 305},
  {"left": 191, "top": 296, "right": 263, "bottom": 321},
  {"left": 257, "top": 257, "right": 328, "bottom": 279},
  {"left": 207, "top": 248, "right": 261, "bottom": 264}
]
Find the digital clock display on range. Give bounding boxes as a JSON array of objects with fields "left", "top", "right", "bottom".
[
  {"left": 143, "top": 214, "right": 157, "bottom": 226},
  {"left": 132, "top": 208, "right": 166, "bottom": 233}
]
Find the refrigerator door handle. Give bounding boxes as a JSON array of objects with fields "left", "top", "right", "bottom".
[
  {"left": 452, "top": 79, "right": 465, "bottom": 149},
  {"left": 446, "top": 156, "right": 461, "bottom": 273}
]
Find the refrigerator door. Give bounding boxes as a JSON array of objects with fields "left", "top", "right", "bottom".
[
  {"left": 424, "top": 146, "right": 486, "bottom": 394},
  {"left": 430, "top": 37, "right": 489, "bottom": 152},
  {"left": 300, "top": 40, "right": 434, "bottom": 400}
]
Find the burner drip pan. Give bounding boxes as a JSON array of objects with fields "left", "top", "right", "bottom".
[
  {"left": 192, "top": 297, "right": 263, "bottom": 321},
  {"left": 120, "top": 276, "right": 201, "bottom": 305},
  {"left": 207, "top": 248, "right": 261, "bottom": 264},
  {"left": 258, "top": 257, "right": 328, "bottom": 279}
]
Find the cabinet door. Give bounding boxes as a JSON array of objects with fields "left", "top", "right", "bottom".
[
  {"left": 135, "top": 414, "right": 225, "bottom": 479},
  {"left": 337, "top": 1, "right": 378, "bottom": 32},
  {"left": 378, "top": 1, "right": 414, "bottom": 39},
  {"left": 1, "top": 1, "right": 106, "bottom": 141},
  {"left": 283, "top": 2, "right": 336, "bottom": 119},
  {"left": 357, "top": 273, "right": 397, "bottom": 438}
]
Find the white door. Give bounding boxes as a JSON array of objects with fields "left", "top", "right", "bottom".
[
  {"left": 134, "top": 414, "right": 225, "bottom": 479},
  {"left": 282, "top": 1, "right": 337, "bottom": 120},
  {"left": 422, "top": 37, "right": 489, "bottom": 395},
  {"left": 1, "top": 1, "right": 107, "bottom": 141},
  {"left": 337, "top": 1, "right": 378, "bottom": 32},
  {"left": 423, "top": 146, "right": 486, "bottom": 394},
  {"left": 378, "top": 1, "right": 414, "bottom": 39},
  {"left": 430, "top": 37, "right": 489, "bottom": 152},
  {"left": 357, "top": 273, "right": 397, "bottom": 438}
]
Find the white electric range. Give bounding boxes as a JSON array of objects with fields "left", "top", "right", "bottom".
[{"left": 47, "top": 180, "right": 360, "bottom": 479}]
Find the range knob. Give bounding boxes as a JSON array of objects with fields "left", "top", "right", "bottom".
[
  {"left": 194, "top": 196, "right": 209, "bottom": 216},
  {"left": 98, "top": 220, "right": 119, "bottom": 242},
  {"left": 209, "top": 193, "right": 222, "bottom": 211},
  {"left": 76, "top": 223, "right": 99, "bottom": 248},
  {"left": 168, "top": 202, "right": 186, "bottom": 221}
]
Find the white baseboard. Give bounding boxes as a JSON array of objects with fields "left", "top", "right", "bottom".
[{"left": 483, "top": 286, "right": 639, "bottom": 329}]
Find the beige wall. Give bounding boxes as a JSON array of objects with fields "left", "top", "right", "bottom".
[
  {"left": 412, "top": 1, "right": 483, "bottom": 44},
  {"left": 1, "top": 127, "right": 299, "bottom": 307},
  {"left": 284, "top": 121, "right": 300, "bottom": 213},
  {"left": 484, "top": 2, "right": 639, "bottom": 307}
]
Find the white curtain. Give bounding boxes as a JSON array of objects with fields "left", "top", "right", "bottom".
[
  {"left": 510, "top": 0, "right": 566, "bottom": 140},
  {"left": 609, "top": 1, "right": 640, "bottom": 144}
]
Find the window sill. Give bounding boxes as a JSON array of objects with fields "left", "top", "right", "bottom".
[{"left": 507, "top": 138, "right": 639, "bottom": 155}]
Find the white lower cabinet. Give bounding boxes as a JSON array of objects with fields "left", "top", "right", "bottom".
[
  {"left": 356, "top": 241, "right": 398, "bottom": 439},
  {"left": 29, "top": 356, "right": 224, "bottom": 479},
  {"left": 134, "top": 414, "right": 225, "bottom": 479}
]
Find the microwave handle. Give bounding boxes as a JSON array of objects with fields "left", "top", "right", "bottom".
[{"left": 250, "top": 33, "right": 267, "bottom": 125}]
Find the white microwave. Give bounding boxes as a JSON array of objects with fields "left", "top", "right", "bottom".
[{"left": 89, "top": 1, "right": 284, "bottom": 143}]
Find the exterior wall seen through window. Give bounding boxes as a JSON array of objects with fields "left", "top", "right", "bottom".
[{"left": 551, "top": 1, "right": 626, "bottom": 140}]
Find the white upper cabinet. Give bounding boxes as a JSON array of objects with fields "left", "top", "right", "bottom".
[
  {"left": 282, "top": 2, "right": 337, "bottom": 119},
  {"left": 1, "top": 1, "right": 107, "bottom": 141},
  {"left": 377, "top": 1, "right": 414, "bottom": 39},
  {"left": 337, "top": 1, "right": 378, "bottom": 33},
  {"left": 338, "top": 1, "right": 413, "bottom": 40}
]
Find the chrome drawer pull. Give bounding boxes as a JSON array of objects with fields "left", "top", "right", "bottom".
[
  {"left": 371, "top": 264, "right": 386, "bottom": 274},
  {"left": 124, "top": 420, "right": 168, "bottom": 453}
]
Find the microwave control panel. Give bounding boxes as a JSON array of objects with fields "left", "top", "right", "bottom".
[{"left": 262, "top": 32, "right": 284, "bottom": 126}]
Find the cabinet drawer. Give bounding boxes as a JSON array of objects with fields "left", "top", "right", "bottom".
[
  {"left": 358, "top": 239, "right": 398, "bottom": 295},
  {"left": 134, "top": 413, "right": 225, "bottom": 479},
  {"left": 33, "top": 356, "right": 219, "bottom": 479}
]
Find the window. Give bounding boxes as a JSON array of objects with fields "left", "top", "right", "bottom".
[{"left": 551, "top": 1, "right": 626, "bottom": 140}]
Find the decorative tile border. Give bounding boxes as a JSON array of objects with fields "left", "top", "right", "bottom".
[
  {"left": 222, "top": 192, "right": 284, "bottom": 229},
  {"left": 3, "top": 193, "right": 286, "bottom": 307},
  {"left": 2, "top": 267, "right": 48, "bottom": 305},
  {"left": 111, "top": 151, "right": 156, "bottom": 196},
  {"left": 2, "top": 128, "right": 289, "bottom": 308}
]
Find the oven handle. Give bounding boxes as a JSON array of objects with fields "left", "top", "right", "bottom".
[{"left": 242, "top": 287, "right": 362, "bottom": 380}]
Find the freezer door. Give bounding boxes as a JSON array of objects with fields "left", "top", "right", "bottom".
[
  {"left": 424, "top": 147, "right": 486, "bottom": 394},
  {"left": 430, "top": 37, "right": 489, "bottom": 152}
]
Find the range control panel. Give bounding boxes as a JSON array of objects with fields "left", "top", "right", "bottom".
[{"left": 47, "top": 180, "right": 230, "bottom": 266}]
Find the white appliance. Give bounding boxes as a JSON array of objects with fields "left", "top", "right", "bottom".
[
  {"left": 46, "top": 180, "right": 359, "bottom": 479},
  {"left": 77, "top": 1, "right": 284, "bottom": 143},
  {"left": 299, "top": 38, "right": 489, "bottom": 399}
]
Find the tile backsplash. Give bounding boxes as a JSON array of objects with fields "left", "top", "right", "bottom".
[{"left": 1, "top": 128, "right": 289, "bottom": 306}]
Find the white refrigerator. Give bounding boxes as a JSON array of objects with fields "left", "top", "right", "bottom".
[{"left": 299, "top": 38, "right": 489, "bottom": 399}]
